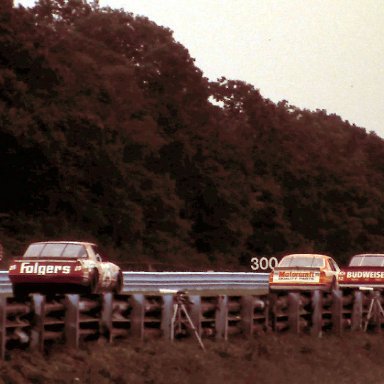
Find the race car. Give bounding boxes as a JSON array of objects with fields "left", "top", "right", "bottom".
[
  {"left": 8, "top": 241, "right": 123, "bottom": 297},
  {"left": 269, "top": 253, "right": 340, "bottom": 291},
  {"left": 338, "top": 253, "right": 384, "bottom": 289}
]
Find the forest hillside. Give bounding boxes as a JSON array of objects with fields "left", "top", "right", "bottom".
[{"left": 1, "top": 0, "right": 384, "bottom": 269}]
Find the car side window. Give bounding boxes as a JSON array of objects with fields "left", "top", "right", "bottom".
[{"left": 328, "top": 259, "right": 338, "bottom": 271}]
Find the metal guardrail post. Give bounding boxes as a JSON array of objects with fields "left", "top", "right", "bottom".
[
  {"left": 101, "top": 292, "right": 113, "bottom": 340},
  {"left": 65, "top": 294, "right": 80, "bottom": 348},
  {"left": 161, "top": 294, "right": 173, "bottom": 339},
  {"left": 351, "top": 290, "right": 363, "bottom": 331},
  {"left": 332, "top": 289, "right": 343, "bottom": 335},
  {"left": 311, "top": 290, "right": 322, "bottom": 337},
  {"left": 30, "top": 294, "right": 45, "bottom": 351},
  {"left": 215, "top": 295, "right": 228, "bottom": 340},
  {"left": 131, "top": 294, "right": 144, "bottom": 339}
]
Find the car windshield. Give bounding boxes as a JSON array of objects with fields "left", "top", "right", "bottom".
[
  {"left": 23, "top": 243, "right": 87, "bottom": 259},
  {"left": 349, "top": 255, "right": 384, "bottom": 267},
  {"left": 278, "top": 256, "right": 324, "bottom": 268}
]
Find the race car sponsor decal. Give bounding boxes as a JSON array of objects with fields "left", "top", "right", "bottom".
[
  {"left": 345, "top": 271, "right": 384, "bottom": 279},
  {"left": 19, "top": 262, "right": 71, "bottom": 275},
  {"left": 273, "top": 271, "right": 320, "bottom": 282}
]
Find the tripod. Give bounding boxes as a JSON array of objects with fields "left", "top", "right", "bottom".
[
  {"left": 363, "top": 291, "right": 384, "bottom": 332},
  {"left": 170, "top": 291, "right": 206, "bottom": 351}
]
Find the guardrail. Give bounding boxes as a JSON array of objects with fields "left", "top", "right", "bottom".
[
  {"left": 0, "top": 269, "right": 382, "bottom": 360},
  {"left": 0, "top": 271, "right": 269, "bottom": 294},
  {"left": 0, "top": 271, "right": 10, "bottom": 292},
  {"left": 0, "top": 288, "right": 379, "bottom": 359}
]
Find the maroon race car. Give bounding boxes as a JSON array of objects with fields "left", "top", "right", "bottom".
[
  {"left": 8, "top": 241, "right": 123, "bottom": 297},
  {"left": 338, "top": 253, "right": 384, "bottom": 289}
]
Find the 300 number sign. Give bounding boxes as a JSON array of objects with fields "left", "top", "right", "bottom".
[{"left": 250, "top": 257, "right": 278, "bottom": 271}]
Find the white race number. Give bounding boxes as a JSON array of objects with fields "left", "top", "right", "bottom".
[{"left": 250, "top": 257, "right": 278, "bottom": 271}]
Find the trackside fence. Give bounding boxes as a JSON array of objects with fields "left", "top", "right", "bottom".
[{"left": 0, "top": 288, "right": 382, "bottom": 359}]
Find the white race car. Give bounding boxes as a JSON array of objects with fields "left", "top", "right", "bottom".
[{"left": 269, "top": 253, "right": 340, "bottom": 291}]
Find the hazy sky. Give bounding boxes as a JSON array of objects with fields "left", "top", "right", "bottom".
[{"left": 17, "top": 0, "right": 384, "bottom": 137}]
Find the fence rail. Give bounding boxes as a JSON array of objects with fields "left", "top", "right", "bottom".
[{"left": 0, "top": 271, "right": 269, "bottom": 294}]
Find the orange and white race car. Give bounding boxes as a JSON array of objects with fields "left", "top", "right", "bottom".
[
  {"left": 269, "top": 253, "right": 340, "bottom": 291},
  {"left": 8, "top": 241, "right": 123, "bottom": 297}
]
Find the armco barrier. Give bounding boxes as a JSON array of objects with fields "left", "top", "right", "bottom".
[
  {"left": 0, "top": 289, "right": 383, "bottom": 358},
  {"left": 0, "top": 271, "right": 269, "bottom": 294}
]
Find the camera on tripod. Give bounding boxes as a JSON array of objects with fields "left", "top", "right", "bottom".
[
  {"left": 159, "top": 288, "right": 205, "bottom": 351},
  {"left": 174, "top": 290, "right": 192, "bottom": 305},
  {"left": 359, "top": 287, "right": 384, "bottom": 331}
]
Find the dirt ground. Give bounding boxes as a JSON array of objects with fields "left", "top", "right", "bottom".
[{"left": 1, "top": 332, "right": 384, "bottom": 384}]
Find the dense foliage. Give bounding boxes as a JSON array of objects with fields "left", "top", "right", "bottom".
[{"left": 1, "top": 0, "right": 383, "bottom": 269}]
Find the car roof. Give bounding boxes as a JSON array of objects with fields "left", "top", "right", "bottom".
[
  {"left": 30, "top": 241, "right": 97, "bottom": 247},
  {"left": 351, "top": 253, "right": 384, "bottom": 259},
  {"left": 283, "top": 253, "right": 331, "bottom": 258}
]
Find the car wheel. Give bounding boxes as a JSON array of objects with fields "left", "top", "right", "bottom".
[
  {"left": 88, "top": 269, "right": 99, "bottom": 294},
  {"left": 114, "top": 271, "right": 123, "bottom": 294}
]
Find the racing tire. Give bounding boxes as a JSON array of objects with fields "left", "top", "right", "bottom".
[
  {"left": 88, "top": 269, "right": 99, "bottom": 294},
  {"left": 113, "top": 271, "right": 123, "bottom": 294}
]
